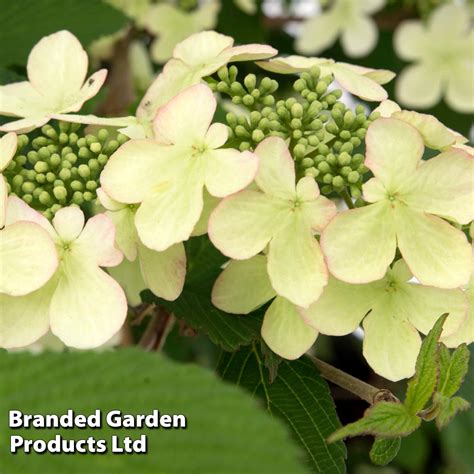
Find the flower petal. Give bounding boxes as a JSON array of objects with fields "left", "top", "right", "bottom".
[
  {"left": 204, "top": 149, "right": 258, "bottom": 198},
  {"left": 135, "top": 172, "right": 204, "bottom": 251},
  {"left": 211, "top": 255, "right": 276, "bottom": 314},
  {"left": 101, "top": 140, "right": 186, "bottom": 203},
  {"left": 256, "top": 56, "right": 333, "bottom": 75},
  {"left": 301, "top": 195, "right": 337, "bottom": 233},
  {"left": 4, "top": 196, "right": 54, "bottom": 235},
  {"left": 205, "top": 122, "right": 228, "bottom": 149},
  {"left": 268, "top": 213, "right": 328, "bottom": 308},
  {"left": 365, "top": 118, "right": 424, "bottom": 193},
  {"left": 445, "top": 61, "right": 474, "bottom": 114},
  {"left": 262, "top": 296, "right": 318, "bottom": 360},
  {"left": 396, "top": 64, "right": 443, "bottom": 109},
  {"left": 75, "top": 213, "right": 123, "bottom": 267},
  {"left": 254, "top": 137, "right": 295, "bottom": 198},
  {"left": 0, "top": 177, "right": 6, "bottom": 228},
  {"left": 373, "top": 100, "right": 401, "bottom": 117},
  {"left": 363, "top": 301, "right": 421, "bottom": 381},
  {"left": 208, "top": 190, "right": 283, "bottom": 259},
  {"left": 50, "top": 256, "right": 127, "bottom": 348},
  {"left": 27, "top": 30, "right": 88, "bottom": 106},
  {"left": 321, "top": 201, "right": 397, "bottom": 283},
  {"left": 394, "top": 204, "right": 471, "bottom": 289},
  {"left": 402, "top": 148, "right": 474, "bottom": 224},
  {"left": 0, "top": 278, "right": 56, "bottom": 349},
  {"left": 394, "top": 21, "right": 428, "bottom": 61},
  {"left": 191, "top": 189, "right": 220, "bottom": 236},
  {"left": 0, "top": 221, "right": 58, "bottom": 296},
  {"left": 341, "top": 16, "right": 377, "bottom": 58},
  {"left": 0, "top": 132, "right": 18, "bottom": 171},
  {"left": 52, "top": 206, "right": 84, "bottom": 242},
  {"left": 105, "top": 207, "right": 138, "bottom": 261},
  {"left": 61, "top": 69, "right": 108, "bottom": 113},
  {"left": 0, "top": 116, "right": 49, "bottom": 134},
  {"left": 107, "top": 258, "right": 146, "bottom": 307},
  {"left": 153, "top": 84, "right": 216, "bottom": 145},
  {"left": 0, "top": 82, "right": 47, "bottom": 117},
  {"left": 296, "top": 14, "right": 340, "bottom": 55},
  {"left": 331, "top": 64, "right": 387, "bottom": 101},
  {"left": 227, "top": 44, "right": 278, "bottom": 62}
]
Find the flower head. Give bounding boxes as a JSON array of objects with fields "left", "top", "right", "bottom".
[
  {"left": 394, "top": 3, "right": 473, "bottom": 112},
  {"left": 302, "top": 260, "right": 468, "bottom": 381},
  {"left": 0, "top": 198, "right": 126, "bottom": 349},
  {"left": 212, "top": 255, "right": 318, "bottom": 360},
  {"left": 0, "top": 31, "right": 107, "bottom": 133},
  {"left": 321, "top": 118, "right": 473, "bottom": 288},
  {"left": 209, "top": 136, "right": 336, "bottom": 308},
  {"left": 296, "top": 0, "right": 385, "bottom": 58},
  {"left": 0, "top": 132, "right": 18, "bottom": 226},
  {"left": 102, "top": 83, "right": 258, "bottom": 251},
  {"left": 256, "top": 55, "right": 394, "bottom": 101}
]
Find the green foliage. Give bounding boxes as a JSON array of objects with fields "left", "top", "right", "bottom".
[
  {"left": 0, "top": 348, "right": 307, "bottom": 473},
  {"left": 369, "top": 437, "right": 402, "bottom": 466},
  {"left": 437, "top": 344, "right": 470, "bottom": 398},
  {"left": 143, "top": 236, "right": 263, "bottom": 351},
  {"left": 0, "top": 0, "right": 128, "bottom": 67},
  {"left": 218, "top": 345, "right": 347, "bottom": 474}
]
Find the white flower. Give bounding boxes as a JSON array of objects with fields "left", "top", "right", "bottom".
[
  {"left": 296, "top": 0, "right": 385, "bottom": 58},
  {"left": 394, "top": 3, "right": 474, "bottom": 113},
  {"left": 0, "top": 31, "right": 107, "bottom": 133}
]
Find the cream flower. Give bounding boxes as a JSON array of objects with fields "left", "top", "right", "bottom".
[
  {"left": 373, "top": 100, "right": 468, "bottom": 150},
  {"left": 0, "top": 132, "right": 18, "bottom": 226},
  {"left": 0, "top": 198, "right": 126, "bottom": 349},
  {"left": 321, "top": 118, "right": 473, "bottom": 289},
  {"left": 209, "top": 137, "right": 336, "bottom": 308},
  {"left": 101, "top": 83, "right": 258, "bottom": 252},
  {"left": 0, "top": 31, "right": 107, "bottom": 133},
  {"left": 143, "top": 1, "right": 221, "bottom": 63},
  {"left": 97, "top": 188, "right": 186, "bottom": 301},
  {"left": 212, "top": 255, "right": 318, "bottom": 360},
  {"left": 296, "top": 0, "right": 385, "bottom": 58},
  {"left": 394, "top": 3, "right": 474, "bottom": 113},
  {"left": 256, "top": 55, "right": 394, "bottom": 101},
  {"left": 302, "top": 260, "right": 468, "bottom": 381},
  {"left": 0, "top": 197, "right": 58, "bottom": 297}
]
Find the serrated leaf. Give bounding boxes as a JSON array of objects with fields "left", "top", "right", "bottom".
[
  {"left": 0, "top": 0, "right": 128, "bottom": 67},
  {"left": 218, "top": 345, "right": 347, "bottom": 474},
  {"left": 328, "top": 402, "right": 421, "bottom": 443},
  {"left": 370, "top": 437, "right": 401, "bottom": 466},
  {"left": 0, "top": 349, "right": 307, "bottom": 474},
  {"left": 260, "top": 340, "right": 282, "bottom": 383},
  {"left": 435, "top": 394, "right": 470, "bottom": 430},
  {"left": 404, "top": 313, "right": 447, "bottom": 414},
  {"left": 437, "top": 343, "right": 470, "bottom": 398}
]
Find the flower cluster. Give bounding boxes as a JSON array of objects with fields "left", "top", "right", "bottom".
[{"left": 0, "top": 29, "right": 472, "bottom": 385}]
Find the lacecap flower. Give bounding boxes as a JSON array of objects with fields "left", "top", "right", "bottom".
[
  {"left": 212, "top": 255, "right": 318, "bottom": 360},
  {"left": 101, "top": 83, "right": 258, "bottom": 251},
  {"left": 97, "top": 188, "right": 186, "bottom": 302},
  {"left": 0, "top": 198, "right": 126, "bottom": 349},
  {"left": 321, "top": 118, "right": 473, "bottom": 289},
  {"left": 296, "top": 0, "right": 385, "bottom": 58},
  {"left": 302, "top": 260, "right": 468, "bottom": 381},
  {"left": 394, "top": 3, "right": 474, "bottom": 113},
  {"left": 256, "top": 55, "right": 394, "bottom": 102},
  {"left": 209, "top": 137, "right": 336, "bottom": 308},
  {"left": 0, "top": 31, "right": 107, "bottom": 133}
]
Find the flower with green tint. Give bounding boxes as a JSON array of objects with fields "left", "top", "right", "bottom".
[
  {"left": 212, "top": 255, "right": 318, "bottom": 360},
  {"left": 256, "top": 55, "right": 394, "bottom": 102},
  {"left": 0, "top": 31, "right": 107, "bottom": 133},
  {"left": 296, "top": 0, "right": 385, "bottom": 58},
  {"left": 394, "top": 3, "right": 473, "bottom": 113},
  {"left": 0, "top": 132, "right": 18, "bottom": 226},
  {"left": 209, "top": 136, "right": 336, "bottom": 308},
  {"left": 321, "top": 118, "right": 473, "bottom": 289},
  {"left": 97, "top": 188, "right": 186, "bottom": 302},
  {"left": 0, "top": 197, "right": 58, "bottom": 297},
  {"left": 302, "top": 260, "right": 468, "bottom": 381},
  {"left": 101, "top": 84, "right": 258, "bottom": 252},
  {"left": 143, "top": 1, "right": 221, "bottom": 63},
  {"left": 0, "top": 198, "right": 126, "bottom": 349}
]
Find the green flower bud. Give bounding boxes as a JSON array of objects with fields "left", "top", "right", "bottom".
[
  {"left": 308, "top": 135, "right": 319, "bottom": 146},
  {"left": 58, "top": 132, "right": 69, "bottom": 145},
  {"left": 27, "top": 151, "right": 39, "bottom": 165},
  {"left": 293, "top": 144, "right": 306, "bottom": 159},
  {"left": 302, "top": 157, "right": 314, "bottom": 168},
  {"left": 318, "top": 144, "right": 330, "bottom": 155},
  {"left": 90, "top": 142, "right": 102, "bottom": 154},
  {"left": 72, "top": 191, "right": 84, "bottom": 205},
  {"left": 50, "top": 204, "right": 62, "bottom": 214},
  {"left": 350, "top": 137, "right": 361, "bottom": 147},
  {"left": 59, "top": 121, "right": 71, "bottom": 133},
  {"left": 355, "top": 198, "right": 365, "bottom": 207},
  {"left": 61, "top": 146, "right": 73, "bottom": 157},
  {"left": 231, "top": 96, "right": 242, "bottom": 105},
  {"left": 259, "top": 77, "right": 274, "bottom": 92},
  {"left": 12, "top": 175, "right": 24, "bottom": 188},
  {"left": 235, "top": 125, "right": 250, "bottom": 138},
  {"left": 59, "top": 168, "right": 72, "bottom": 181},
  {"left": 290, "top": 103, "right": 303, "bottom": 118},
  {"left": 46, "top": 172, "right": 56, "bottom": 183},
  {"left": 217, "top": 66, "right": 229, "bottom": 82},
  {"left": 292, "top": 129, "right": 303, "bottom": 140},
  {"left": 50, "top": 153, "right": 61, "bottom": 167},
  {"left": 117, "top": 133, "right": 128, "bottom": 145},
  {"left": 340, "top": 166, "right": 352, "bottom": 177},
  {"left": 78, "top": 164, "right": 90, "bottom": 179},
  {"left": 309, "top": 66, "right": 321, "bottom": 80},
  {"left": 88, "top": 158, "right": 100, "bottom": 172},
  {"left": 105, "top": 140, "right": 119, "bottom": 154},
  {"left": 340, "top": 142, "right": 353, "bottom": 154},
  {"left": 39, "top": 191, "right": 52, "bottom": 205},
  {"left": 242, "top": 94, "right": 254, "bottom": 106},
  {"left": 68, "top": 133, "right": 79, "bottom": 146},
  {"left": 23, "top": 194, "right": 33, "bottom": 204},
  {"left": 338, "top": 152, "right": 351, "bottom": 166},
  {"left": 323, "top": 173, "right": 334, "bottom": 184},
  {"left": 352, "top": 153, "right": 364, "bottom": 166},
  {"left": 239, "top": 142, "right": 251, "bottom": 151},
  {"left": 293, "top": 79, "right": 306, "bottom": 92},
  {"left": 33, "top": 187, "right": 43, "bottom": 199},
  {"left": 244, "top": 74, "right": 257, "bottom": 91},
  {"left": 54, "top": 179, "right": 64, "bottom": 188},
  {"left": 98, "top": 154, "right": 108, "bottom": 166},
  {"left": 25, "top": 170, "right": 36, "bottom": 181},
  {"left": 258, "top": 118, "right": 270, "bottom": 130},
  {"left": 34, "top": 161, "right": 49, "bottom": 173},
  {"left": 86, "top": 180, "right": 98, "bottom": 191},
  {"left": 339, "top": 130, "right": 351, "bottom": 141},
  {"left": 71, "top": 180, "right": 84, "bottom": 191},
  {"left": 226, "top": 113, "right": 237, "bottom": 127},
  {"left": 290, "top": 118, "right": 302, "bottom": 130},
  {"left": 251, "top": 129, "right": 265, "bottom": 143},
  {"left": 304, "top": 167, "right": 319, "bottom": 178},
  {"left": 98, "top": 129, "right": 109, "bottom": 142},
  {"left": 79, "top": 147, "right": 91, "bottom": 159},
  {"left": 326, "top": 123, "right": 339, "bottom": 135},
  {"left": 35, "top": 173, "right": 46, "bottom": 184},
  {"left": 318, "top": 162, "right": 331, "bottom": 173},
  {"left": 351, "top": 186, "right": 362, "bottom": 199},
  {"left": 53, "top": 186, "right": 68, "bottom": 201},
  {"left": 357, "top": 164, "right": 369, "bottom": 174},
  {"left": 332, "top": 176, "right": 344, "bottom": 188},
  {"left": 61, "top": 160, "right": 72, "bottom": 170},
  {"left": 230, "top": 82, "right": 245, "bottom": 96},
  {"left": 316, "top": 81, "right": 328, "bottom": 95},
  {"left": 83, "top": 191, "right": 94, "bottom": 202},
  {"left": 38, "top": 147, "right": 50, "bottom": 160},
  {"left": 348, "top": 171, "right": 360, "bottom": 183}
]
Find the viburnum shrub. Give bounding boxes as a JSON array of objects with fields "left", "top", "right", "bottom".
[{"left": 0, "top": 29, "right": 472, "bottom": 463}]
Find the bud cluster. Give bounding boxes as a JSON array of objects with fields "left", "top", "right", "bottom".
[
  {"left": 209, "top": 65, "right": 378, "bottom": 200},
  {"left": 4, "top": 122, "right": 128, "bottom": 219}
]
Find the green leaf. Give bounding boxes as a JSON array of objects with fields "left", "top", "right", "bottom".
[
  {"left": 369, "top": 437, "right": 401, "bottom": 466},
  {"left": 404, "top": 313, "right": 448, "bottom": 414},
  {"left": 143, "top": 236, "right": 263, "bottom": 351},
  {"left": 434, "top": 394, "right": 470, "bottom": 430},
  {"left": 0, "top": 0, "right": 128, "bottom": 67},
  {"left": 218, "top": 345, "right": 346, "bottom": 474},
  {"left": 260, "top": 340, "right": 282, "bottom": 383},
  {"left": 437, "top": 343, "right": 470, "bottom": 398},
  {"left": 0, "top": 349, "right": 307, "bottom": 474},
  {"left": 328, "top": 402, "right": 421, "bottom": 443}
]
